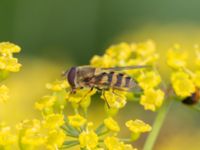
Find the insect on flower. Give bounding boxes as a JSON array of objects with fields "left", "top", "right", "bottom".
[
  {"left": 182, "top": 88, "right": 200, "bottom": 105},
  {"left": 63, "top": 65, "right": 149, "bottom": 106}
]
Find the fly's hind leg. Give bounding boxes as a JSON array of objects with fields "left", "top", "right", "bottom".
[
  {"left": 78, "top": 87, "right": 94, "bottom": 104},
  {"left": 102, "top": 90, "right": 110, "bottom": 109}
]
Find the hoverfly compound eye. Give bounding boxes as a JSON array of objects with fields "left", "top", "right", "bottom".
[{"left": 67, "top": 67, "right": 76, "bottom": 88}]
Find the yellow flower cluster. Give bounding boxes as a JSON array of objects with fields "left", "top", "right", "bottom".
[
  {"left": 0, "top": 123, "right": 16, "bottom": 147},
  {"left": 0, "top": 42, "right": 21, "bottom": 72},
  {"left": 17, "top": 114, "right": 66, "bottom": 149},
  {"left": 167, "top": 44, "right": 200, "bottom": 99}
]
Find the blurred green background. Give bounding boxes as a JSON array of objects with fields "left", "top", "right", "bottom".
[{"left": 1, "top": 0, "right": 200, "bottom": 150}]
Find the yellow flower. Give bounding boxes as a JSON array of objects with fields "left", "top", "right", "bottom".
[
  {"left": 68, "top": 114, "right": 86, "bottom": 128},
  {"left": 137, "top": 71, "right": 161, "bottom": 90},
  {"left": 124, "top": 144, "right": 138, "bottom": 150},
  {"left": 35, "top": 95, "right": 56, "bottom": 111},
  {"left": 104, "top": 117, "right": 120, "bottom": 132},
  {"left": 104, "top": 136, "right": 124, "bottom": 150},
  {"left": 106, "top": 42, "right": 132, "bottom": 66},
  {"left": 192, "top": 71, "right": 200, "bottom": 88},
  {"left": 140, "top": 89, "right": 164, "bottom": 111},
  {"left": 17, "top": 119, "right": 46, "bottom": 146},
  {"left": 0, "top": 123, "right": 16, "bottom": 146},
  {"left": 90, "top": 54, "right": 115, "bottom": 68},
  {"left": 0, "top": 85, "right": 9, "bottom": 103},
  {"left": 68, "top": 88, "right": 96, "bottom": 104},
  {"left": 46, "top": 129, "right": 66, "bottom": 149},
  {"left": 43, "top": 114, "right": 64, "bottom": 129},
  {"left": 46, "top": 79, "right": 69, "bottom": 91},
  {"left": 134, "top": 40, "right": 156, "bottom": 57},
  {"left": 101, "top": 90, "right": 127, "bottom": 109},
  {"left": 79, "top": 130, "right": 98, "bottom": 149},
  {"left": 0, "top": 42, "right": 21, "bottom": 55},
  {"left": 0, "top": 57, "right": 21, "bottom": 72},
  {"left": 171, "top": 71, "right": 195, "bottom": 97},
  {"left": 125, "top": 119, "right": 151, "bottom": 133},
  {"left": 167, "top": 46, "right": 187, "bottom": 69}
]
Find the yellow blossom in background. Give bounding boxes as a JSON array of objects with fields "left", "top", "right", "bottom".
[
  {"left": 167, "top": 45, "right": 187, "bottom": 69},
  {"left": 0, "top": 123, "right": 16, "bottom": 146},
  {"left": 17, "top": 119, "right": 46, "bottom": 146},
  {"left": 0, "top": 42, "right": 21, "bottom": 55},
  {"left": 0, "top": 85, "right": 9, "bottom": 103},
  {"left": 46, "top": 129, "right": 66, "bottom": 149},
  {"left": 192, "top": 71, "right": 200, "bottom": 88},
  {"left": 79, "top": 130, "right": 98, "bottom": 149},
  {"left": 101, "top": 90, "right": 127, "bottom": 109},
  {"left": 126, "top": 119, "right": 151, "bottom": 134},
  {"left": 0, "top": 57, "right": 21, "bottom": 72},
  {"left": 140, "top": 89, "right": 164, "bottom": 111},
  {"left": 137, "top": 71, "right": 161, "bottom": 90},
  {"left": 104, "top": 117, "right": 120, "bottom": 132},
  {"left": 171, "top": 71, "right": 195, "bottom": 97},
  {"left": 35, "top": 95, "right": 56, "bottom": 111},
  {"left": 43, "top": 114, "right": 64, "bottom": 129},
  {"left": 0, "top": 42, "right": 21, "bottom": 72},
  {"left": 46, "top": 79, "right": 69, "bottom": 91},
  {"left": 134, "top": 40, "right": 156, "bottom": 57},
  {"left": 90, "top": 54, "right": 115, "bottom": 68},
  {"left": 68, "top": 114, "right": 86, "bottom": 128}
]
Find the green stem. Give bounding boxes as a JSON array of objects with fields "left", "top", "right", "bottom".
[{"left": 143, "top": 99, "right": 172, "bottom": 150}]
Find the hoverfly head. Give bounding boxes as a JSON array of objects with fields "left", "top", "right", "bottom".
[{"left": 62, "top": 67, "right": 77, "bottom": 88}]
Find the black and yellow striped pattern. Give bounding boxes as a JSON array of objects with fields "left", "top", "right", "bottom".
[{"left": 93, "top": 71, "right": 134, "bottom": 90}]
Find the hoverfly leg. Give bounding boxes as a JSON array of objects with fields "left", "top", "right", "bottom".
[
  {"left": 78, "top": 87, "right": 94, "bottom": 104},
  {"left": 102, "top": 90, "right": 110, "bottom": 109},
  {"left": 112, "top": 89, "right": 123, "bottom": 98}
]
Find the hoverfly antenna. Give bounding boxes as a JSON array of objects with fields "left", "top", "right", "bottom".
[{"left": 61, "top": 69, "right": 69, "bottom": 78}]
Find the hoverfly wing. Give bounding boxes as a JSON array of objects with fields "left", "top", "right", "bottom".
[{"left": 101, "top": 65, "right": 151, "bottom": 71}]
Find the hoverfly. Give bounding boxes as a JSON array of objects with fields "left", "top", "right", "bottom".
[
  {"left": 63, "top": 65, "right": 149, "bottom": 106},
  {"left": 182, "top": 88, "right": 200, "bottom": 105}
]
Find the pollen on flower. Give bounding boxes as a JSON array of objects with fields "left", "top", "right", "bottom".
[
  {"left": 0, "top": 85, "right": 9, "bottom": 103},
  {"left": 79, "top": 130, "right": 98, "bottom": 149},
  {"left": 171, "top": 71, "right": 195, "bottom": 97},
  {"left": 140, "top": 89, "right": 164, "bottom": 111},
  {"left": 68, "top": 114, "right": 86, "bottom": 128},
  {"left": 125, "top": 119, "right": 152, "bottom": 133},
  {"left": 104, "top": 117, "right": 120, "bottom": 132}
]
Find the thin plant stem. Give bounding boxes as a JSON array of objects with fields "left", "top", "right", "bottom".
[{"left": 143, "top": 99, "right": 172, "bottom": 150}]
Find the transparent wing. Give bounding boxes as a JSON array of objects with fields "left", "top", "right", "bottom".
[{"left": 101, "top": 65, "right": 151, "bottom": 71}]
